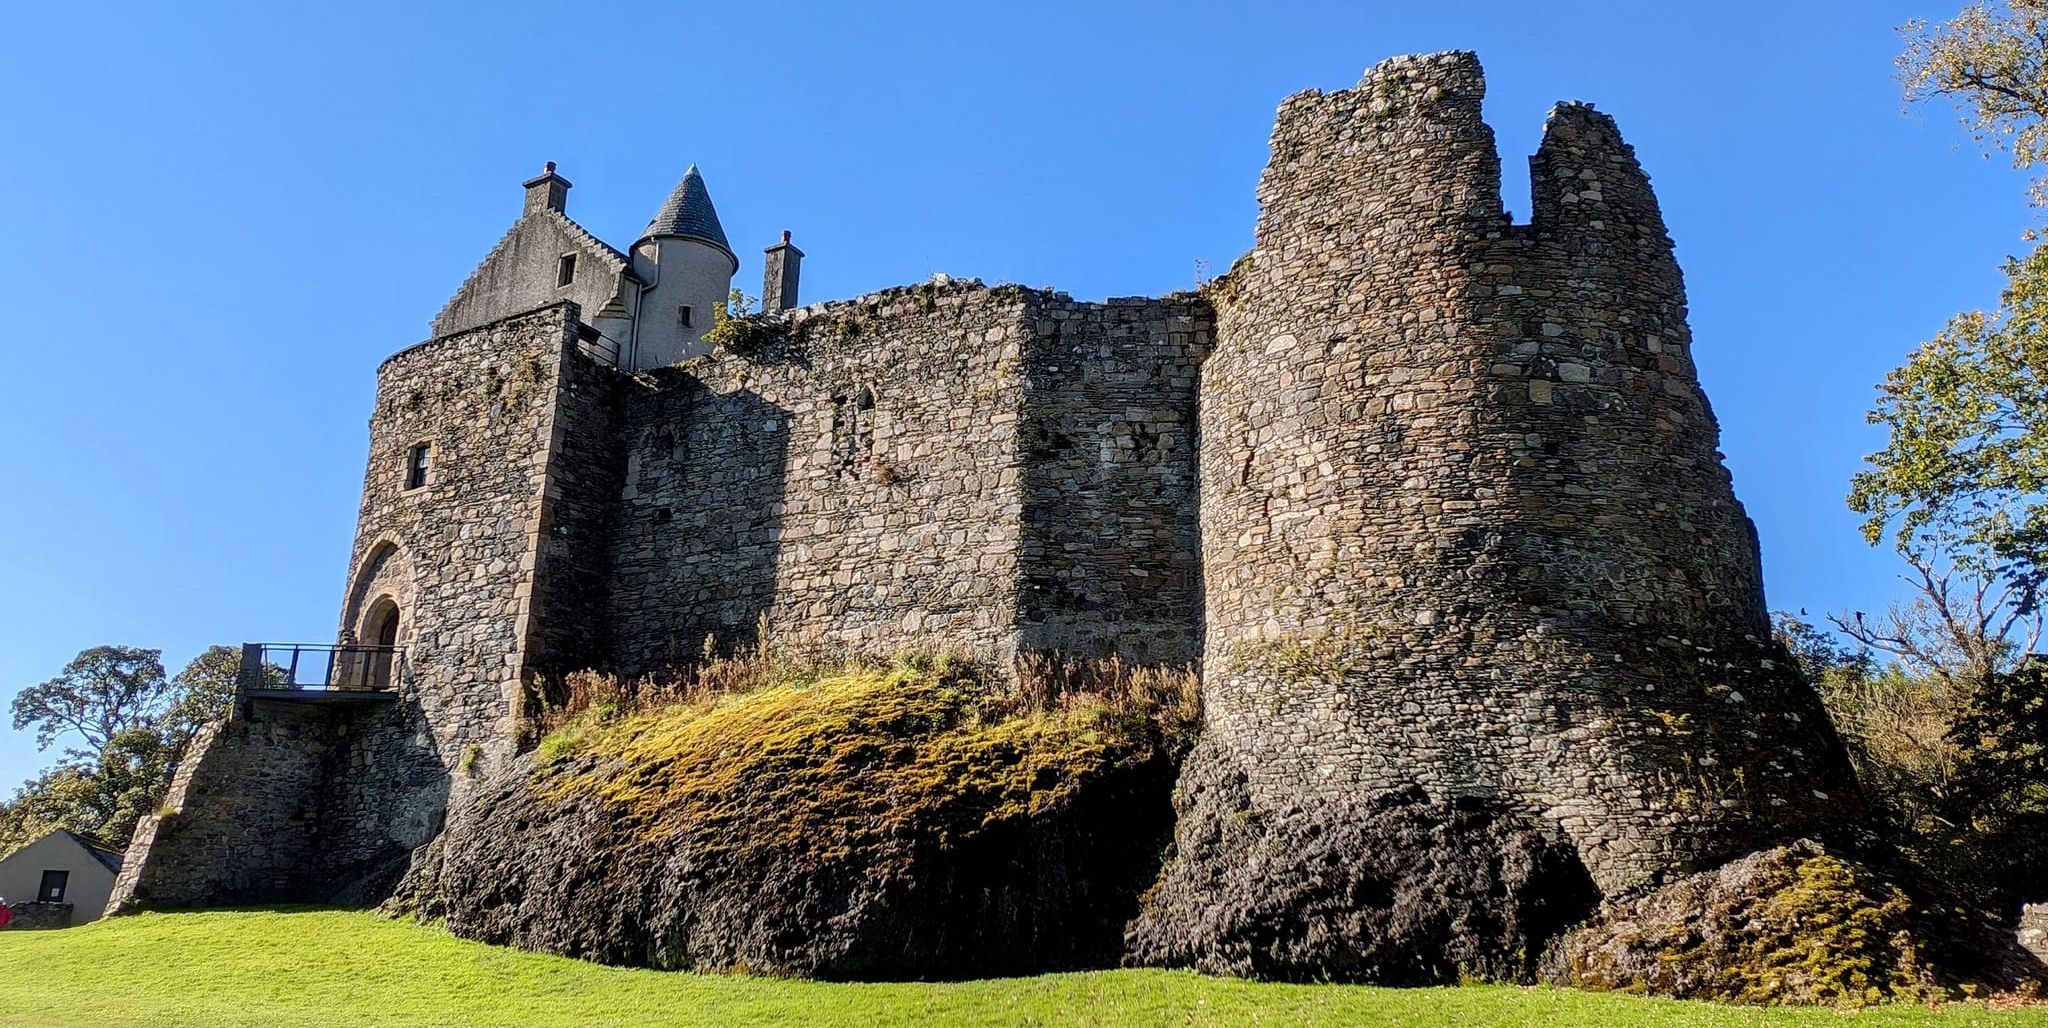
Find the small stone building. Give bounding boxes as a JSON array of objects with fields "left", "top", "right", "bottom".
[
  {"left": 108, "top": 51, "right": 1859, "bottom": 925},
  {"left": 0, "top": 831, "right": 123, "bottom": 928}
]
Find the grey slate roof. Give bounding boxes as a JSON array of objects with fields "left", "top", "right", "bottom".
[
  {"left": 641, "top": 164, "right": 733, "bottom": 256},
  {"left": 58, "top": 829, "right": 124, "bottom": 873}
]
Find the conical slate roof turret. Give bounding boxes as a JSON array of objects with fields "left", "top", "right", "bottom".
[{"left": 640, "top": 164, "right": 735, "bottom": 265}]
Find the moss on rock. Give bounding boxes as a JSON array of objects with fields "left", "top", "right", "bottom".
[
  {"left": 397, "top": 657, "right": 1194, "bottom": 979},
  {"left": 1543, "top": 840, "right": 2042, "bottom": 1006},
  {"left": 542, "top": 660, "right": 1175, "bottom": 875}
]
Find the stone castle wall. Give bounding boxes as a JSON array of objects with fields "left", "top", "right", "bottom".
[
  {"left": 108, "top": 711, "right": 332, "bottom": 909},
  {"left": 344, "top": 302, "right": 601, "bottom": 756},
  {"left": 1017, "top": 296, "right": 1210, "bottom": 665},
  {"left": 605, "top": 284, "right": 1214, "bottom": 676},
  {"left": 114, "top": 52, "right": 1873, "bottom": 935},
  {"left": 106, "top": 700, "right": 450, "bottom": 912},
  {"left": 606, "top": 282, "right": 1030, "bottom": 673},
  {"left": 523, "top": 327, "right": 626, "bottom": 681},
  {"left": 1181, "top": 51, "right": 1856, "bottom": 896}
]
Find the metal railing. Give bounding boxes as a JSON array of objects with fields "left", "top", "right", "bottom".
[{"left": 239, "top": 643, "right": 405, "bottom": 694}]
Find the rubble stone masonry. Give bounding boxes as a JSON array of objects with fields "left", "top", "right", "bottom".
[
  {"left": 115, "top": 51, "right": 1862, "bottom": 924},
  {"left": 1179, "top": 52, "right": 1856, "bottom": 899}
]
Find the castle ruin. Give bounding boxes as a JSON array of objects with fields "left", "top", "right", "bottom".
[{"left": 107, "top": 52, "right": 1860, "bottom": 952}]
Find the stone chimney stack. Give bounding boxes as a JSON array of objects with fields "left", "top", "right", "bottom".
[
  {"left": 523, "top": 161, "right": 571, "bottom": 217},
  {"left": 762, "top": 230, "right": 804, "bottom": 314}
]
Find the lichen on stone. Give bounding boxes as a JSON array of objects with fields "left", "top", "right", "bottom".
[{"left": 1543, "top": 840, "right": 2040, "bottom": 1006}]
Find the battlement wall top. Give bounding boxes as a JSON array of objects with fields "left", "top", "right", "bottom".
[{"left": 1261, "top": 51, "right": 1666, "bottom": 257}]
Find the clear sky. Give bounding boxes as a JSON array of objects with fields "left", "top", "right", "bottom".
[{"left": 0, "top": 1, "right": 2030, "bottom": 788}]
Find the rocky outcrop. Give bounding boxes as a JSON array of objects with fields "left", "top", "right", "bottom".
[
  {"left": 1126, "top": 749, "right": 1600, "bottom": 983},
  {"left": 1543, "top": 841, "right": 2047, "bottom": 1005},
  {"left": 390, "top": 667, "right": 1189, "bottom": 979}
]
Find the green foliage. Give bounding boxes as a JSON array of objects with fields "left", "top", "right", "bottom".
[
  {"left": 166, "top": 645, "right": 239, "bottom": 750},
  {"left": 1, "top": 645, "right": 239, "bottom": 858},
  {"left": 1777, "top": 611, "right": 2048, "bottom": 910},
  {"left": 1944, "top": 658, "right": 2048, "bottom": 911},
  {"left": 0, "top": 727, "right": 175, "bottom": 859},
  {"left": 1849, "top": 246, "right": 2048, "bottom": 605},
  {"left": 1900, "top": 1, "right": 2048, "bottom": 206},
  {"left": 10, "top": 645, "right": 174, "bottom": 758},
  {"left": 536, "top": 655, "right": 1196, "bottom": 878},
  {"left": 702, "top": 287, "right": 774, "bottom": 356},
  {"left": 2, "top": 910, "right": 2037, "bottom": 1027}
]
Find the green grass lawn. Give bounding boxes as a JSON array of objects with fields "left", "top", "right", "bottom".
[{"left": 0, "top": 909, "right": 2042, "bottom": 1027}]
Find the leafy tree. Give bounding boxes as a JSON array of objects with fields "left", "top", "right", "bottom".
[
  {"left": 1776, "top": 610, "right": 2048, "bottom": 906},
  {"left": 1900, "top": 1, "right": 2048, "bottom": 207},
  {"left": 1777, "top": 612, "right": 1961, "bottom": 818},
  {"left": 0, "top": 765, "right": 112, "bottom": 857},
  {"left": 166, "top": 645, "right": 240, "bottom": 748},
  {"left": 1871, "top": 3, "right": 2048, "bottom": 607},
  {"left": 1, "top": 646, "right": 239, "bottom": 858},
  {"left": 10, "top": 646, "right": 174, "bottom": 760},
  {"left": 1944, "top": 658, "right": 2048, "bottom": 911},
  {"left": 1848, "top": 248, "right": 2048, "bottom": 621},
  {"left": 1773, "top": 611, "right": 1871, "bottom": 689}
]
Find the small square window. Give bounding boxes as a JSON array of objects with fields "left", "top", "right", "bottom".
[
  {"left": 678, "top": 305, "right": 693, "bottom": 328},
  {"left": 556, "top": 254, "right": 577, "bottom": 286},
  {"left": 38, "top": 869, "right": 67, "bottom": 903},
  {"left": 405, "top": 443, "right": 430, "bottom": 490}
]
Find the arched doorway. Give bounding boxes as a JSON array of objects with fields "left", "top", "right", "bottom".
[{"left": 358, "top": 597, "right": 401, "bottom": 689}]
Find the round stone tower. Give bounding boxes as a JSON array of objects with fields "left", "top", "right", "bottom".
[
  {"left": 1134, "top": 53, "right": 1860, "bottom": 970},
  {"left": 629, "top": 164, "right": 739, "bottom": 369}
]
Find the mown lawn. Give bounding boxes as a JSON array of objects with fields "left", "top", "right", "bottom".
[{"left": 0, "top": 909, "right": 2041, "bottom": 1027}]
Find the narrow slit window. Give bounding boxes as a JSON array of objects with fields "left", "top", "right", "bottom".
[
  {"left": 556, "top": 253, "right": 576, "bottom": 286},
  {"left": 678, "top": 304, "right": 694, "bottom": 328},
  {"left": 831, "top": 388, "right": 878, "bottom": 476},
  {"left": 405, "top": 443, "right": 430, "bottom": 490}
]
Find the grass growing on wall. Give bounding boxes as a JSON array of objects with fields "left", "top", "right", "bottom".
[
  {"left": 4, "top": 909, "right": 2044, "bottom": 1027},
  {"left": 532, "top": 652, "right": 1200, "bottom": 877}
]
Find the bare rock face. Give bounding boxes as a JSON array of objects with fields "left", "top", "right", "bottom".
[
  {"left": 1126, "top": 750, "right": 1599, "bottom": 983},
  {"left": 1543, "top": 840, "right": 2047, "bottom": 1005}
]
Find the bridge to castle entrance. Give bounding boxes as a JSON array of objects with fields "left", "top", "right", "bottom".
[{"left": 236, "top": 642, "right": 404, "bottom": 703}]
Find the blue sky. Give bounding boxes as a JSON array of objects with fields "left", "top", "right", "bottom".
[{"left": 0, "top": 0, "right": 2029, "bottom": 787}]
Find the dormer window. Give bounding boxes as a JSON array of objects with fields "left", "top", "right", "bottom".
[
  {"left": 557, "top": 254, "right": 577, "bottom": 286},
  {"left": 405, "top": 443, "right": 430, "bottom": 491},
  {"left": 678, "top": 305, "right": 694, "bottom": 328}
]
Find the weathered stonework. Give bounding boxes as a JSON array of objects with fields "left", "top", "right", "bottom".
[
  {"left": 117, "top": 51, "right": 1874, "bottom": 983},
  {"left": 607, "top": 284, "right": 1209, "bottom": 672},
  {"left": 1149, "top": 53, "right": 1858, "bottom": 920},
  {"left": 5, "top": 903, "right": 74, "bottom": 930},
  {"left": 609, "top": 283, "right": 1030, "bottom": 668}
]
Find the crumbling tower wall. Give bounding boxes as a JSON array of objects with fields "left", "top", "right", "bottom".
[{"left": 1151, "top": 51, "right": 1858, "bottom": 934}]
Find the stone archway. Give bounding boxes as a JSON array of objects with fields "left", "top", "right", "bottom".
[
  {"left": 343, "top": 542, "right": 413, "bottom": 635},
  {"left": 367, "top": 596, "right": 401, "bottom": 647},
  {"left": 360, "top": 596, "right": 401, "bottom": 689},
  {"left": 342, "top": 540, "right": 413, "bottom": 690}
]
